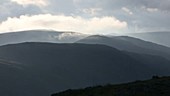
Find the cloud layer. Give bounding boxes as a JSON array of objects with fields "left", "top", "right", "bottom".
[
  {"left": 0, "top": 14, "right": 127, "bottom": 34},
  {"left": 0, "top": 0, "right": 170, "bottom": 33}
]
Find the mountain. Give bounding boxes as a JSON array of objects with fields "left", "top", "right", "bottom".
[
  {"left": 76, "top": 35, "right": 170, "bottom": 60},
  {"left": 0, "top": 30, "right": 88, "bottom": 46},
  {"left": 127, "top": 32, "right": 170, "bottom": 47},
  {"left": 0, "top": 43, "right": 170, "bottom": 96},
  {"left": 51, "top": 76, "right": 170, "bottom": 96}
]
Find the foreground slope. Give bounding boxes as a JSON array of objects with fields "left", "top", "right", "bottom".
[
  {"left": 76, "top": 35, "right": 170, "bottom": 60},
  {"left": 0, "top": 43, "right": 170, "bottom": 96},
  {"left": 52, "top": 76, "right": 170, "bottom": 96}
]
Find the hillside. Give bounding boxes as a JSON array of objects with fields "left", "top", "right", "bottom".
[
  {"left": 76, "top": 35, "right": 170, "bottom": 60},
  {"left": 127, "top": 32, "right": 170, "bottom": 47},
  {"left": 0, "top": 43, "right": 169, "bottom": 96},
  {"left": 0, "top": 30, "right": 87, "bottom": 46},
  {"left": 51, "top": 76, "right": 170, "bottom": 96}
]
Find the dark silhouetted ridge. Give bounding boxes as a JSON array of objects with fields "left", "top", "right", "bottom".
[{"left": 52, "top": 76, "right": 170, "bottom": 96}]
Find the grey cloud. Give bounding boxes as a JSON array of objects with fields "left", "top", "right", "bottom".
[
  {"left": 46, "top": 0, "right": 76, "bottom": 15},
  {"left": 1, "top": 0, "right": 170, "bottom": 33},
  {"left": 91, "top": 0, "right": 170, "bottom": 32},
  {"left": 0, "top": 1, "right": 44, "bottom": 22}
]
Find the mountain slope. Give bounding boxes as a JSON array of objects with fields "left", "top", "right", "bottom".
[
  {"left": 76, "top": 35, "right": 170, "bottom": 60},
  {"left": 0, "top": 30, "right": 87, "bottom": 46},
  {"left": 0, "top": 43, "right": 170, "bottom": 96},
  {"left": 127, "top": 32, "right": 170, "bottom": 47},
  {"left": 51, "top": 76, "right": 170, "bottom": 96}
]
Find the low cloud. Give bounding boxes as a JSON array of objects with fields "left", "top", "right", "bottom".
[
  {"left": 146, "top": 8, "right": 159, "bottom": 12},
  {"left": 141, "top": 6, "right": 159, "bottom": 13},
  {"left": 0, "top": 14, "right": 127, "bottom": 34},
  {"left": 122, "top": 7, "right": 133, "bottom": 15},
  {"left": 11, "top": 0, "right": 49, "bottom": 7},
  {"left": 81, "top": 8, "right": 103, "bottom": 16}
]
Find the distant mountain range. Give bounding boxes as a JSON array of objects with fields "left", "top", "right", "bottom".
[
  {"left": 0, "top": 30, "right": 88, "bottom": 46},
  {"left": 0, "top": 43, "right": 170, "bottom": 96},
  {"left": 0, "top": 30, "right": 169, "bottom": 49},
  {"left": 127, "top": 32, "right": 170, "bottom": 47},
  {"left": 51, "top": 76, "right": 170, "bottom": 96}
]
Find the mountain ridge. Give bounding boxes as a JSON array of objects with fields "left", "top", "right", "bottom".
[
  {"left": 76, "top": 35, "right": 170, "bottom": 60},
  {"left": 127, "top": 31, "right": 170, "bottom": 47},
  {"left": 0, "top": 30, "right": 88, "bottom": 46}
]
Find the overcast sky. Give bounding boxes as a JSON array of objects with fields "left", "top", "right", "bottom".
[{"left": 0, "top": 0, "right": 170, "bottom": 34}]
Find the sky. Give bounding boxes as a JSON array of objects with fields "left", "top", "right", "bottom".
[{"left": 0, "top": 0, "right": 170, "bottom": 34}]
